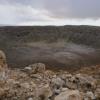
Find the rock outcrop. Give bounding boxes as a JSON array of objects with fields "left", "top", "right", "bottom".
[
  {"left": 24, "top": 63, "right": 45, "bottom": 74},
  {"left": 0, "top": 50, "right": 100, "bottom": 100},
  {"left": 0, "top": 50, "right": 8, "bottom": 81},
  {"left": 0, "top": 50, "right": 7, "bottom": 68}
]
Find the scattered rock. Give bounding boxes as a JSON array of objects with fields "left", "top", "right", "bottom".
[{"left": 0, "top": 50, "right": 99, "bottom": 100}]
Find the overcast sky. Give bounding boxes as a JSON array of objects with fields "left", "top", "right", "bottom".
[{"left": 0, "top": 0, "right": 100, "bottom": 26}]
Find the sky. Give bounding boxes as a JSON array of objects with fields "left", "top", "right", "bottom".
[{"left": 0, "top": 0, "right": 100, "bottom": 26}]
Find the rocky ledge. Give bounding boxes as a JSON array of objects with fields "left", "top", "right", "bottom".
[{"left": 0, "top": 50, "right": 100, "bottom": 100}]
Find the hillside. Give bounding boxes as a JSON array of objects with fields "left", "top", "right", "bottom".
[
  {"left": 0, "top": 25, "right": 100, "bottom": 47},
  {"left": 0, "top": 25, "right": 100, "bottom": 69}
]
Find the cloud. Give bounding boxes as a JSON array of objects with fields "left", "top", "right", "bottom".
[
  {"left": 43, "top": 0, "right": 100, "bottom": 19},
  {"left": 0, "top": 3, "right": 54, "bottom": 25},
  {"left": 0, "top": 0, "right": 100, "bottom": 25}
]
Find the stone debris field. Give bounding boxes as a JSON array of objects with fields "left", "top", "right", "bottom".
[{"left": 0, "top": 50, "right": 100, "bottom": 100}]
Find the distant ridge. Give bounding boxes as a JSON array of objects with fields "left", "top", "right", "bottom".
[
  {"left": 0, "top": 25, "right": 100, "bottom": 69},
  {"left": 0, "top": 25, "right": 100, "bottom": 47}
]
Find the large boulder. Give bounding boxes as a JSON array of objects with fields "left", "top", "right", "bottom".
[
  {"left": 75, "top": 74, "right": 97, "bottom": 91},
  {"left": 57, "top": 73, "right": 78, "bottom": 89},
  {"left": 65, "top": 76, "right": 78, "bottom": 90},
  {"left": 0, "top": 50, "right": 7, "bottom": 69},
  {"left": 84, "top": 91, "right": 96, "bottom": 100},
  {"left": 25, "top": 63, "right": 46, "bottom": 74},
  {"left": 44, "top": 70, "right": 55, "bottom": 79},
  {"left": 50, "top": 76, "right": 65, "bottom": 95},
  {"left": 35, "top": 84, "right": 52, "bottom": 100},
  {"left": 0, "top": 50, "right": 8, "bottom": 81},
  {"left": 55, "top": 89, "right": 83, "bottom": 100}
]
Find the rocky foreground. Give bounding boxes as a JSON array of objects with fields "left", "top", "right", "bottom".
[{"left": 0, "top": 50, "right": 100, "bottom": 100}]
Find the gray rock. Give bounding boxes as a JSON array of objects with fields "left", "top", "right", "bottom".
[
  {"left": 84, "top": 91, "right": 96, "bottom": 100},
  {"left": 55, "top": 89, "right": 83, "bottom": 100},
  {"left": 95, "top": 87, "right": 100, "bottom": 99},
  {"left": 75, "top": 74, "right": 97, "bottom": 91},
  {"left": 35, "top": 84, "right": 52, "bottom": 100},
  {"left": 27, "top": 97, "right": 33, "bottom": 100},
  {"left": 50, "top": 76, "right": 65, "bottom": 95}
]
